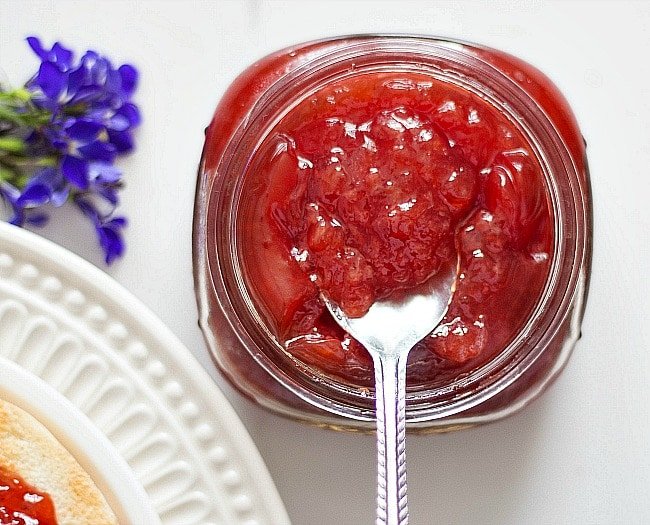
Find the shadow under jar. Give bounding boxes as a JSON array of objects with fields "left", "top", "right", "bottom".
[{"left": 193, "top": 35, "right": 592, "bottom": 432}]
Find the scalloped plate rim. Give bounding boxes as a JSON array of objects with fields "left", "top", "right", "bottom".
[
  {"left": 0, "top": 221, "right": 291, "bottom": 525},
  {"left": 0, "top": 354, "right": 161, "bottom": 524}
]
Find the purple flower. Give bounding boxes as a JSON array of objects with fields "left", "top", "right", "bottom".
[
  {"left": 27, "top": 37, "right": 74, "bottom": 68},
  {"left": 0, "top": 36, "right": 140, "bottom": 264},
  {"left": 26, "top": 37, "right": 138, "bottom": 107},
  {"left": 18, "top": 167, "right": 69, "bottom": 207},
  {"left": 0, "top": 179, "right": 50, "bottom": 227},
  {"left": 75, "top": 196, "right": 127, "bottom": 264},
  {"left": 25, "top": 37, "right": 139, "bottom": 191}
]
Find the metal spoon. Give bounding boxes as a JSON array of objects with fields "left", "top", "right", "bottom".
[{"left": 322, "top": 260, "right": 458, "bottom": 525}]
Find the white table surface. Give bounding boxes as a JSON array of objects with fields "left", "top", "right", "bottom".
[{"left": 1, "top": 1, "right": 649, "bottom": 524}]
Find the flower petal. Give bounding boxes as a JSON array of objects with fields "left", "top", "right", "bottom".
[
  {"left": 107, "top": 130, "right": 134, "bottom": 153},
  {"left": 89, "top": 55, "right": 110, "bottom": 85},
  {"left": 67, "top": 65, "right": 88, "bottom": 96},
  {"left": 35, "top": 61, "right": 67, "bottom": 100},
  {"left": 98, "top": 186, "right": 118, "bottom": 205},
  {"left": 66, "top": 118, "right": 103, "bottom": 141},
  {"left": 50, "top": 186, "right": 70, "bottom": 207},
  {"left": 107, "top": 216, "right": 127, "bottom": 228},
  {"left": 24, "top": 168, "right": 68, "bottom": 208},
  {"left": 118, "top": 64, "right": 138, "bottom": 96},
  {"left": 0, "top": 181, "right": 21, "bottom": 202},
  {"left": 89, "top": 162, "right": 122, "bottom": 183},
  {"left": 43, "top": 126, "right": 70, "bottom": 151},
  {"left": 77, "top": 141, "right": 117, "bottom": 162},
  {"left": 30, "top": 167, "right": 61, "bottom": 187},
  {"left": 116, "top": 102, "right": 141, "bottom": 127},
  {"left": 16, "top": 183, "right": 50, "bottom": 207},
  {"left": 9, "top": 210, "right": 25, "bottom": 226},
  {"left": 105, "top": 67, "right": 122, "bottom": 96},
  {"left": 80, "top": 50, "right": 100, "bottom": 70},
  {"left": 62, "top": 155, "right": 89, "bottom": 188},
  {"left": 98, "top": 222, "right": 125, "bottom": 264},
  {"left": 106, "top": 113, "right": 130, "bottom": 132},
  {"left": 31, "top": 168, "right": 68, "bottom": 207},
  {"left": 26, "top": 36, "right": 49, "bottom": 61},
  {"left": 51, "top": 42, "right": 74, "bottom": 69},
  {"left": 74, "top": 196, "right": 97, "bottom": 221},
  {"left": 68, "top": 84, "right": 102, "bottom": 104}
]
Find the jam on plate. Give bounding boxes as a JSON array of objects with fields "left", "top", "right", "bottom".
[{"left": 0, "top": 466, "right": 57, "bottom": 525}]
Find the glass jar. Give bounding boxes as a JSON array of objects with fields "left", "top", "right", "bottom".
[{"left": 193, "top": 35, "right": 592, "bottom": 432}]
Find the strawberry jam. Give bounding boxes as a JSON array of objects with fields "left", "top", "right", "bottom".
[
  {"left": 240, "top": 72, "right": 552, "bottom": 386},
  {"left": 195, "top": 35, "right": 591, "bottom": 429},
  {"left": 0, "top": 466, "right": 57, "bottom": 525}
]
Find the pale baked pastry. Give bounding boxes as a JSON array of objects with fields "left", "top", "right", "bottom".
[{"left": 0, "top": 397, "right": 117, "bottom": 524}]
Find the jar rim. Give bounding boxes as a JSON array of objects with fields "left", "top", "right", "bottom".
[{"left": 198, "top": 35, "right": 589, "bottom": 423}]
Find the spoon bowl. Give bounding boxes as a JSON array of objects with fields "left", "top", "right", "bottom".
[
  {"left": 324, "top": 262, "right": 458, "bottom": 357},
  {"left": 322, "top": 259, "right": 458, "bottom": 525}
]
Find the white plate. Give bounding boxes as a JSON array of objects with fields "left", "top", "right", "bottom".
[
  {"left": 0, "top": 221, "right": 290, "bottom": 525},
  {"left": 0, "top": 355, "right": 160, "bottom": 524}
]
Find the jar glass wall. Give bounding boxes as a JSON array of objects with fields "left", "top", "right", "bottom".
[{"left": 193, "top": 35, "right": 591, "bottom": 432}]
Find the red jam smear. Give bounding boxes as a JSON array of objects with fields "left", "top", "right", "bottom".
[
  {"left": 0, "top": 466, "right": 57, "bottom": 525},
  {"left": 241, "top": 71, "right": 553, "bottom": 387}
]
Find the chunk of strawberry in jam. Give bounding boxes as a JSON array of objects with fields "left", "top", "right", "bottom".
[
  {"left": 428, "top": 314, "right": 485, "bottom": 364},
  {"left": 274, "top": 106, "right": 479, "bottom": 317},
  {"left": 287, "top": 332, "right": 375, "bottom": 384},
  {"left": 433, "top": 97, "right": 499, "bottom": 168},
  {"left": 483, "top": 150, "right": 547, "bottom": 249}
]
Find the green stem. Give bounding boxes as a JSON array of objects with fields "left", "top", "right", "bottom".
[
  {"left": 0, "top": 136, "right": 25, "bottom": 154},
  {"left": 0, "top": 89, "right": 51, "bottom": 128},
  {"left": 0, "top": 106, "right": 24, "bottom": 126}
]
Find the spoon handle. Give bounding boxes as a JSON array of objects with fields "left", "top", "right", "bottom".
[{"left": 373, "top": 351, "right": 409, "bottom": 525}]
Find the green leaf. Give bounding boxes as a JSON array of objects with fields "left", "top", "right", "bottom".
[
  {"left": 14, "top": 172, "right": 28, "bottom": 188},
  {"left": 0, "top": 88, "right": 31, "bottom": 104},
  {"left": 0, "top": 106, "right": 24, "bottom": 126},
  {"left": 0, "top": 136, "right": 26, "bottom": 154},
  {"left": 9, "top": 88, "right": 31, "bottom": 103},
  {"left": 0, "top": 166, "right": 15, "bottom": 182},
  {"left": 33, "top": 155, "right": 58, "bottom": 167}
]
